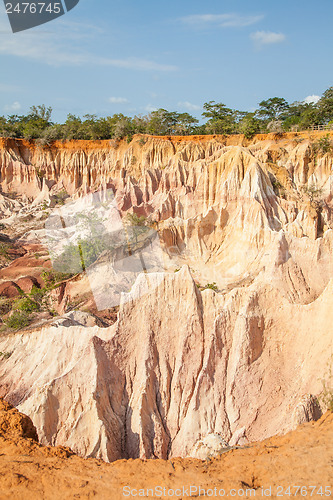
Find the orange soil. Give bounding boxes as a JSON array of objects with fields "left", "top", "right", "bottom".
[
  {"left": 1, "top": 131, "right": 333, "bottom": 153},
  {"left": 0, "top": 399, "right": 332, "bottom": 499}
]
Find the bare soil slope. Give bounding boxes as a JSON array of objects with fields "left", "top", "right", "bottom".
[{"left": 0, "top": 400, "right": 332, "bottom": 499}]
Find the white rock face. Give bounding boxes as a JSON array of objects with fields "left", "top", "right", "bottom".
[
  {"left": 0, "top": 266, "right": 332, "bottom": 462},
  {"left": 189, "top": 434, "right": 229, "bottom": 460}
]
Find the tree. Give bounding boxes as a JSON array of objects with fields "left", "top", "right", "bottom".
[
  {"left": 174, "top": 113, "right": 199, "bottom": 135},
  {"left": 282, "top": 101, "right": 321, "bottom": 131},
  {"left": 256, "top": 97, "right": 289, "bottom": 121},
  {"left": 80, "top": 115, "right": 111, "bottom": 140},
  {"left": 238, "top": 112, "right": 262, "bottom": 139},
  {"left": 202, "top": 101, "right": 235, "bottom": 134},
  {"left": 110, "top": 114, "right": 135, "bottom": 139},
  {"left": 318, "top": 86, "right": 333, "bottom": 123},
  {"left": 202, "top": 101, "right": 233, "bottom": 121},
  {"left": 63, "top": 114, "right": 83, "bottom": 140},
  {"left": 147, "top": 109, "right": 180, "bottom": 135},
  {"left": 29, "top": 105, "right": 52, "bottom": 122}
]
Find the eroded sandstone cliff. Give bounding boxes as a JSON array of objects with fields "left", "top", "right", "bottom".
[{"left": 0, "top": 132, "right": 332, "bottom": 462}]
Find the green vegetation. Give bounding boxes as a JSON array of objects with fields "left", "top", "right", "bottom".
[
  {"left": 51, "top": 211, "right": 111, "bottom": 272},
  {"left": 301, "top": 183, "right": 324, "bottom": 203},
  {"left": 54, "top": 239, "right": 104, "bottom": 273},
  {"left": 1, "top": 87, "right": 333, "bottom": 143},
  {"left": 0, "top": 298, "right": 12, "bottom": 315},
  {"left": 51, "top": 211, "right": 153, "bottom": 274},
  {"left": 196, "top": 282, "right": 219, "bottom": 292},
  {"left": 4, "top": 310, "right": 31, "bottom": 330},
  {"left": 312, "top": 134, "right": 333, "bottom": 155},
  {"left": 41, "top": 270, "right": 74, "bottom": 287},
  {"left": 0, "top": 351, "right": 12, "bottom": 360},
  {"left": 124, "top": 213, "right": 147, "bottom": 227},
  {"left": 271, "top": 178, "right": 286, "bottom": 198},
  {"left": 203, "top": 282, "right": 219, "bottom": 292},
  {"left": 15, "top": 296, "right": 39, "bottom": 314},
  {"left": 0, "top": 274, "right": 70, "bottom": 332},
  {"left": 320, "top": 360, "right": 333, "bottom": 412},
  {"left": 0, "top": 243, "right": 11, "bottom": 260},
  {"left": 53, "top": 189, "right": 69, "bottom": 206},
  {"left": 238, "top": 113, "right": 262, "bottom": 139}
]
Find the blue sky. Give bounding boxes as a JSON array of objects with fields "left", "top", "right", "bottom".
[{"left": 0, "top": 0, "right": 332, "bottom": 122}]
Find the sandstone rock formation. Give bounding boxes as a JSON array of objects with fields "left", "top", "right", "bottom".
[
  {"left": 0, "top": 133, "right": 332, "bottom": 462},
  {"left": 0, "top": 265, "right": 332, "bottom": 462},
  {"left": 1, "top": 132, "right": 333, "bottom": 294},
  {"left": 189, "top": 433, "right": 229, "bottom": 460}
]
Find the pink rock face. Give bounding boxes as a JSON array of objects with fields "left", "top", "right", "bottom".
[
  {"left": 0, "top": 134, "right": 332, "bottom": 462},
  {"left": 0, "top": 266, "right": 332, "bottom": 462}
]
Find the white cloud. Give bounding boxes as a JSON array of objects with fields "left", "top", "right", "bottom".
[
  {"left": 180, "top": 13, "right": 264, "bottom": 28},
  {"left": 304, "top": 95, "right": 320, "bottom": 104},
  {"left": 108, "top": 97, "right": 129, "bottom": 104},
  {"left": 178, "top": 101, "right": 201, "bottom": 111},
  {"left": 0, "top": 18, "right": 177, "bottom": 71},
  {"left": 250, "top": 31, "right": 286, "bottom": 46},
  {"left": 145, "top": 104, "right": 158, "bottom": 112},
  {"left": 4, "top": 101, "right": 21, "bottom": 112}
]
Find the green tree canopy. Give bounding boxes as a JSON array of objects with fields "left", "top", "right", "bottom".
[
  {"left": 257, "top": 97, "right": 289, "bottom": 121},
  {"left": 202, "top": 101, "right": 236, "bottom": 134},
  {"left": 318, "top": 87, "right": 333, "bottom": 123}
]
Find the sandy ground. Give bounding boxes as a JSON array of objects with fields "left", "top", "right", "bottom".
[{"left": 0, "top": 400, "right": 331, "bottom": 499}]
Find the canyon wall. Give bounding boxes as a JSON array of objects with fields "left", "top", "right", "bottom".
[
  {"left": 0, "top": 267, "right": 332, "bottom": 462},
  {"left": 0, "top": 132, "right": 332, "bottom": 461}
]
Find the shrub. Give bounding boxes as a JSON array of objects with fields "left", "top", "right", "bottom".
[
  {"left": 0, "top": 243, "right": 11, "bottom": 260},
  {"left": 301, "top": 183, "right": 323, "bottom": 202},
  {"left": 271, "top": 178, "right": 283, "bottom": 192},
  {"left": 271, "top": 178, "right": 286, "bottom": 198},
  {"left": 320, "top": 361, "right": 333, "bottom": 412},
  {"left": 15, "top": 296, "right": 39, "bottom": 314},
  {"left": 239, "top": 113, "right": 262, "bottom": 139},
  {"left": 53, "top": 189, "right": 69, "bottom": 206},
  {"left": 29, "top": 285, "right": 49, "bottom": 308},
  {"left": 203, "top": 282, "right": 218, "bottom": 292},
  {"left": 5, "top": 311, "right": 31, "bottom": 330},
  {"left": 267, "top": 120, "right": 284, "bottom": 134},
  {"left": 0, "top": 298, "right": 13, "bottom": 315},
  {"left": 37, "top": 124, "right": 64, "bottom": 145},
  {"left": 0, "top": 351, "right": 12, "bottom": 360},
  {"left": 312, "top": 134, "right": 333, "bottom": 155},
  {"left": 41, "top": 270, "right": 73, "bottom": 288},
  {"left": 35, "top": 167, "right": 45, "bottom": 180},
  {"left": 125, "top": 213, "right": 147, "bottom": 227}
]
